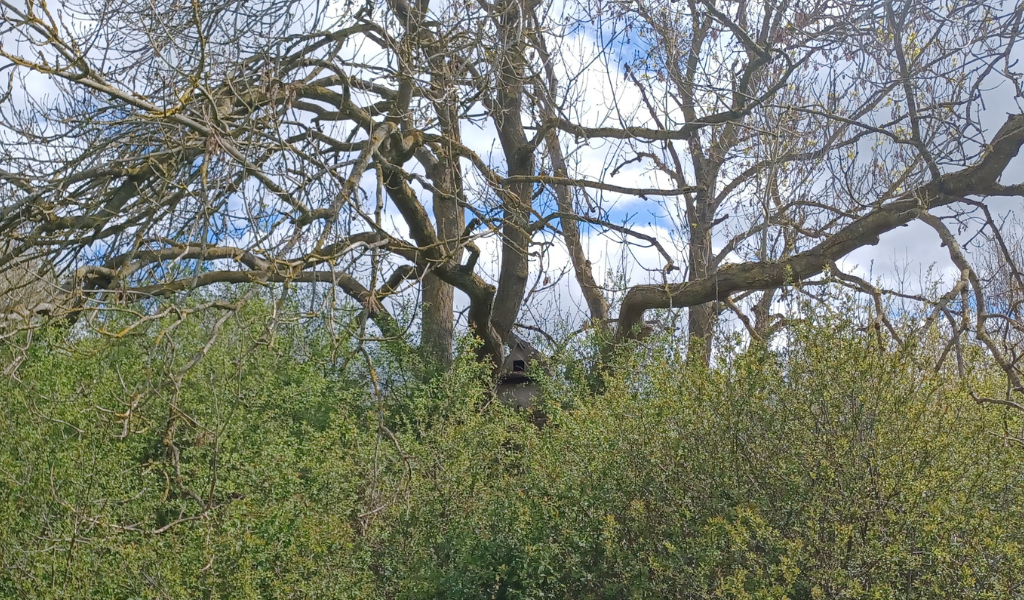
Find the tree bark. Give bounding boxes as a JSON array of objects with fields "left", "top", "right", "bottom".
[
  {"left": 490, "top": 0, "right": 535, "bottom": 343},
  {"left": 420, "top": 55, "right": 465, "bottom": 368}
]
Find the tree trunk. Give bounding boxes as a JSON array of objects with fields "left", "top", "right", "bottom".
[
  {"left": 490, "top": 0, "right": 534, "bottom": 343},
  {"left": 419, "top": 54, "right": 465, "bottom": 368},
  {"left": 687, "top": 215, "right": 716, "bottom": 365}
]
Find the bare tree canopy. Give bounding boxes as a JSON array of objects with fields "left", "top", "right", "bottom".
[{"left": 2, "top": 0, "right": 1024, "bottom": 382}]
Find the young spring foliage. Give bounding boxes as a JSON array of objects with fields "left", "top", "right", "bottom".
[{"left": 1, "top": 304, "right": 1022, "bottom": 598}]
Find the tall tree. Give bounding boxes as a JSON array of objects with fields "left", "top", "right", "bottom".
[{"left": 2, "top": 0, "right": 1024, "bottom": 391}]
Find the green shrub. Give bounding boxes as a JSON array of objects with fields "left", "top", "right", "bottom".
[
  {"left": 2, "top": 305, "right": 1022, "bottom": 598},
  {"left": 0, "top": 304, "right": 384, "bottom": 599},
  {"left": 375, "top": 318, "right": 1024, "bottom": 599}
]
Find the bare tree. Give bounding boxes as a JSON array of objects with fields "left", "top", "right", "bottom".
[
  {"left": 541, "top": 0, "right": 1023, "bottom": 350},
  {"left": 2, "top": 0, "right": 1024, "bottom": 388}
]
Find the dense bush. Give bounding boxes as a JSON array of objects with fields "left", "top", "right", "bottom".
[
  {"left": 2, "top": 305, "right": 1023, "bottom": 598},
  {"left": 0, "top": 305, "right": 388, "bottom": 599}
]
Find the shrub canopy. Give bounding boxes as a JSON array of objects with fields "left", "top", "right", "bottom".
[{"left": 2, "top": 305, "right": 1023, "bottom": 598}]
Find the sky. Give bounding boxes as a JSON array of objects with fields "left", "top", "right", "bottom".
[
  {"left": 3, "top": 0, "right": 1024, "bottom": 340},
  {"left": 456, "top": 11, "right": 1024, "bottom": 331}
]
